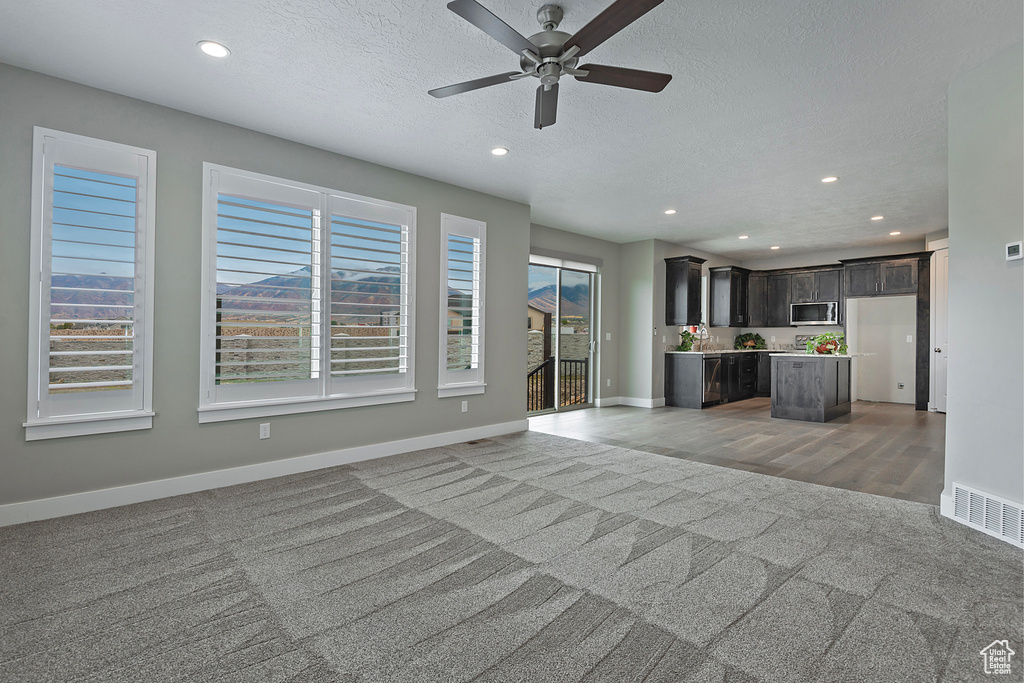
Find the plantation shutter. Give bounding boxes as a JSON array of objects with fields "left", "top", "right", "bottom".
[
  {"left": 328, "top": 194, "right": 414, "bottom": 395},
  {"left": 206, "top": 170, "right": 322, "bottom": 404},
  {"left": 438, "top": 214, "right": 485, "bottom": 396},
  {"left": 28, "top": 130, "right": 156, "bottom": 430}
]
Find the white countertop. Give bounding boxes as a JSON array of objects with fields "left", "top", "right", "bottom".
[
  {"left": 770, "top": 352, "right": 874, "bottom": 358},
  {"left": 666, "top": 349, "right": 782, "bottom": 354},
  {"left": 666, "top": 350, "right": 874, "bottom": 357}
]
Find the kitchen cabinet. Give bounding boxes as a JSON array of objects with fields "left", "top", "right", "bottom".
[
  {"left": 843, "top": 258, "right": 919, "bottom": 297},
  {"left": 709, "top": 266, "right": 750, "bottom": 327},
  {"left": 771, "top": 355, "right": 851, "bottom": 422},
  {"left": 665, "top": 256, "right": 706, "bottom": 326},
  {"left": 767, "top": 273, "right": 792, "bottom": 327},
  {"left": 746, "top": 274, "right": 768, "bottom": 327},
  {"left": 722, "top": 353, "right": 756, "bottom": 402},
  {"left": 792, "top": 268, "right": 842, "bottom": 303},
  {"left": 664, "top": 353, "right": 704, "bottom": 409},
  {"left": 881, "top": 259, "right": 918, "bottom": 294},
  {"left": 845, "top": 262, "right": 881, "bottom": 297},
  {"left": 756, "top": 351, "right": 772, "bottom": 396}
]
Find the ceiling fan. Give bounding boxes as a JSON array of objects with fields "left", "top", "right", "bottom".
[{"left": 429, "top": 0, "right": 672, "bottom": 129}]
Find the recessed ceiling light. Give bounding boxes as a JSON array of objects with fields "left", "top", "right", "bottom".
[
  {"left": 821, "top": 176, "right": 838, "bottom": 183},
  {"left": 664, "top": 209, "right": 677, "bottom": 215},
  {"left": 738, "top": 235, "right": 749, "bottom": 239},
  {"left": 490, "top": 147, "right": 508, "bottom": 156},
  {"left": 890, "top": 231, "right": 901, "bottom": 236},
  {"left": 770, "top": 246, "right": 781, "bottom": 250},
  {"left": 871, "top": 215, "right": 884, "bottom": 221},
  {"left": 198, "top": 41, "right": 230, "bottom": 58}
]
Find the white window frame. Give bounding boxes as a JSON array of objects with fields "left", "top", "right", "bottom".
[
  {"left": 438, "top": 213, "right": 485, "bottom": 398},
  {"left": 25, "top": 128, "right": 157, "bottom": 440},
  {"left": 199, "top": 164, "right": 416, "bottom": 423}
]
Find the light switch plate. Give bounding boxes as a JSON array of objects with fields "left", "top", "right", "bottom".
[
  {"left": 906, "top": 335, "right": 913, "bottom": 343},
  {"left": 605, "top": 332, "right": 611, "bottom": 341}
]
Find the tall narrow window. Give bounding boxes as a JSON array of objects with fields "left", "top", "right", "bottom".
[
  {"left": 200, "top": 165, "right": 416, "bottom": 422},
  {"left": 26, "top": 128, "right": 156, "bottom": 440},
  {"left": 438, "top": 214, "right": 485, "bottom": 397}
]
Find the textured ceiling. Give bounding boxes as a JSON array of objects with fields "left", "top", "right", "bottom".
[{"left": 0, "top": 0, "right": 1020, "bottom": 260}]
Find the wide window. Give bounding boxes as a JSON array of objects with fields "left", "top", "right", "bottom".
[
  {"left": 25, "top": 128, "right": 157, "bottom": 440},
  {"left": 438, "top": 214, "right": 485, "bottom": 397},
  {"left": 199, "top": 165, "right": 416, "bottom": 422}
]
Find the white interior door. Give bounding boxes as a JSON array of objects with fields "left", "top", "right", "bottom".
[{"left": 932, "top": 248, "right": 949, "bottom": 412}]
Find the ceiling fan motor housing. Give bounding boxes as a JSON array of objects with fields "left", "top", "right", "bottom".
[{"left": 519, "top": 31, "right": 578, "bottom": 71}]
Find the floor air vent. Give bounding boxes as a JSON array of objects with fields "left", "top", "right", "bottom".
[{"left": 951, "top": 483, "right": 1024, "bottom": 548}]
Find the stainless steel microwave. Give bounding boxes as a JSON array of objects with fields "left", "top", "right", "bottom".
[{"left": 790, "top": 302, "right": 838, "bottom": 325}]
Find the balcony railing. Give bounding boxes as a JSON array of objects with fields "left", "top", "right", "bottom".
[{"left": 527, "top": 357, "right": 588, "bottom": 413}]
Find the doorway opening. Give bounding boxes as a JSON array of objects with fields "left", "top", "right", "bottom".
[{"left": 527, "top": 262, "right": 595, "bottom": 414}]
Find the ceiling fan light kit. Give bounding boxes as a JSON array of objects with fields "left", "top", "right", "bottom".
[{"left": 429, "top": 0, "right": 672, "bottom": 129}]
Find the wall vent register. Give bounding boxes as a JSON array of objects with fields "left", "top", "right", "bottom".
[{"left": 951, "top": 482, "right": 1024, "bottom": 548}]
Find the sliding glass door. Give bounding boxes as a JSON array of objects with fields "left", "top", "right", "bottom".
[{"left": 527, "top": 263, "right": 594, "bottom": 413}]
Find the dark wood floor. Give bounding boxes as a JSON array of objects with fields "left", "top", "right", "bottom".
[{"left": 529, "top": 398, "right": 945, "bottom": 505}]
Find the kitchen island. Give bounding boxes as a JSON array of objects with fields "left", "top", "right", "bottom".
[{"left": 770, "top": 354, "right": 851, "bottom": 423}]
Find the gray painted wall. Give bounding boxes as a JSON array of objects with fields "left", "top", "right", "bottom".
[
  {"left": 530, "top": 224, "right": 621, "bottom": 402},
  {"left": 0, "top": 64, "right": 530, "bottom": 506},
  {"left": 945, "top": 43, "right": 1024, "bottom": 505},
  {"left": 847, "top": 297, "right": 917, "bottom": 404},
  {"left": 618, "top": 240, "right": 657, "bottom": 402}
]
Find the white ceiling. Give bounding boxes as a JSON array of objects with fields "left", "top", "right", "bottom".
[{"left": 0, "top": 0, "right": 1020, "bottom": 260}]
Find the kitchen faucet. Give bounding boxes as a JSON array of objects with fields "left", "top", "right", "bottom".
[{"left": 696, "top": 323, "right": 710, "bottom": 352}]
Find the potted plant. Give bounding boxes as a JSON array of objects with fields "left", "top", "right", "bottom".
[
  {"left": 805, "top": 332, "right": 848, "bottom": 355},
  {"left": 733, "top": 332, "right": 766, "bottom": 350},
  {"left": 677, "top": 329, "right": 697, "bottom": 351}
]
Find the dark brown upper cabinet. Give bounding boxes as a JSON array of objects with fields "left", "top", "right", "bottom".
[
  {"left": 792, "top": 268, "right": 841, "bottom": 303},
  {"left": 845, "top": 262, "right": 881, "bottom": 297},
  {"left": 746, "top": 273, "right": 768, "bottom": 327},
  {"left": 665, "top": 255, "right": 706, "bottom": 326},
  {"left": 881, "top": 259, "right": 918, "bottom": 294},
  {"left": 709, "top": 266, "right": 750, "bottom": 327},
  {"left": 842, "top": 255, "right": 922, "bottom": 297},
  {"left": 767, "top": 273, "right": 792, "bottom": 327}
]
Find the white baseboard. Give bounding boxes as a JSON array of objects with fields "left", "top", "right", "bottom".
[
  {"left": 618, "top": 397, "right": 666, "bottom": 409},
  {"left": 0, "top": 419, "right": 528, "bottom": 528},
  {"left": 595, "top": 397, "right": 620, "bottom": 407},
  {"left": 940, "top": 491, "right": 954, "bottom": 518}
]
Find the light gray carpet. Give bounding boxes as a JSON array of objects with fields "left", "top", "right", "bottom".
[{"left": 1, "top": 431, "right": 1021, "bottom": 682}]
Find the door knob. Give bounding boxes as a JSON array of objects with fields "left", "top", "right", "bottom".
[{"left": 934, "top": 347, "right": 942, "bottom": 352}]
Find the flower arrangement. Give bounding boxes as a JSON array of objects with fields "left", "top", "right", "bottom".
[
  {"left": 677, "top": 329, "right": 697, "bottom": 352},
  {"left": 733, "top": 332, "right": 766, "bottom": 350},
  {"left": 805, "top": 332, "right": 848, "bottom": 355}
]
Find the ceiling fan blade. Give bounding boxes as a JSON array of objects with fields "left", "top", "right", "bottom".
[
  {"left": 534, "top": 83, "right": 558, "bottom": 129},
  {"left": 573, "top": 64, "right": 672, "bottom": 92},
  {"left": 447, "top": 0, "right": 537, "bottom": 56},
  {"left": 428, "top": 71, "right": 521, "bottom": 98},
  {"left": 563, "top": 0, "right": 663, "bottom": 59}
]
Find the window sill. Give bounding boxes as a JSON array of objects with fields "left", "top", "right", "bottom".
[
  {"left": 197, "top": 389, "right": 416, "bottom": 423},
  {"left": 24, "top": 411, "right": 154, "bottom": 441},
  {"left": 437, "top": 383, "right": 486, "bottom": 398}
]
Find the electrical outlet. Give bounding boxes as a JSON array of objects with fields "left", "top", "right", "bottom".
[
  {"left": 770, "top": 336, "right": 776, "bottom": 342},
  {"left": 461, "top": 400, "right": 468, "bottom": 413},
  {"left": 662, "top": 335, "right": 666, "bottom": 343},
  {"left": 605, "top": 332, "right": 611, "bottom": 341},
  {"left": 259, "top": 423, "right": 270, "bottom": 440},
  {"left": 606, "top": 379, "right": 611, "bottom": 387},
  {"left": 898, "top": 383, "right": 905, "bottom": 389},
  {"left": 906, "top": 335, "right": 913, "bottom": 343}
]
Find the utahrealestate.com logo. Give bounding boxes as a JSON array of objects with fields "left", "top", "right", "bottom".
[{"left": 980, "top": 640, "right": 1015, "bottom": 675}]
